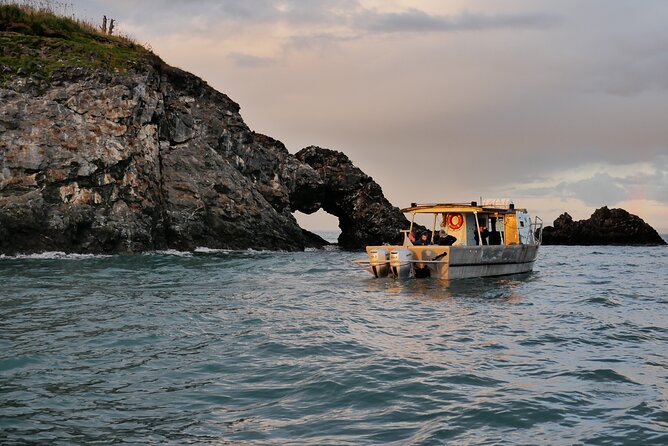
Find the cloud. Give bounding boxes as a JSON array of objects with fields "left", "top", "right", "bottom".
[
  {"left": 285, "top": 32, "right": 359, "bottom": 51},
  {"left": 561, "top": 173, "right": 630, "bottom": 206},
  {"left": 88, "top": 0, "right": 357, "bottom": 28},
  {"left": 271, "top": 0, "right": 362, "bottom": 25},
  {"left": 81, "top": 1, "right": 559, "bottom": 44},
  {"left": 601, "top": 40, "right": 668, "bottom": 96},
  {"left": 356, "top": 9, "right": 559, "bottom": 33},
  {"left": 510, "top": 156, "right": 668, "bottom": 208},
  {"left": 101, "top": 0, "right": 559, "bottom": 33},
  {"left": 107, "top": 0, "right": 278, "bottom": 22},
  {"left": 616, "top": 157, "right": 668, "bottom": 204},
  {"left": 227, "top": 52, "right": 276, "bottom": 67}
]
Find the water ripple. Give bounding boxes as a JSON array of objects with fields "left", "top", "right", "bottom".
[{"left": 1, "top": 245, "right": 667, "bottom": 444}]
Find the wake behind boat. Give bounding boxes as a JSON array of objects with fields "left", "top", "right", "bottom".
[{"left": 354, "top": 200, "right": 543, "bottom": 280}]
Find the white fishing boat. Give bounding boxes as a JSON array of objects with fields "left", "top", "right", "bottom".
[{"left": 354, "top": 200, "right": 543, "bottom": 280}]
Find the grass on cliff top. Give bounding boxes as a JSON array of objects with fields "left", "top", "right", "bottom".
[{"left": 0, "top": 1, "right": 152, "bottom": 85}]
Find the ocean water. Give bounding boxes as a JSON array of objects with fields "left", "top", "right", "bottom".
[{"left": 1, "top": 239, "right": 667, "bottom": 445}]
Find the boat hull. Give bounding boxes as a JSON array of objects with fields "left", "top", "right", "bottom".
[
  {"left": 446, "top": 244, "right": 538, "bottom": 279},
  {"left": 363, "top": 244, "right": 539, "bottom": 280}
]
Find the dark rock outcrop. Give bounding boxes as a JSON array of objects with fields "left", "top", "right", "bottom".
[
  {"left": 295, "top": 147, "right": 408, "bottom": 249},
  {"left": 542, "top": 207, "right": 666, "bottom": 245},
  {"left": 0, "top": 37, "right": 408, "bottom": 254}
]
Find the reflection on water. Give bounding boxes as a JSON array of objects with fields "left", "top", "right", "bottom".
[{"left": 364, "top": 274, "right": 531, "bottom": 303}]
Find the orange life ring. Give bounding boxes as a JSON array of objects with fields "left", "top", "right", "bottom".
[{"left": 447, "top": 213, "right": 464, "bottom": 230}]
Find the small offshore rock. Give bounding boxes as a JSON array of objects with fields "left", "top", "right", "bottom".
[{"left": 542, "top": 207, "right": 666, "bottom": 245}]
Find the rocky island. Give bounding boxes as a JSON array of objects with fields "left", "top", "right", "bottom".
[
  {"left": 0, "top": 4, "right": 408, "bottom": 255},
  {"left": 542, "top": 207, "right": 666, "bottom": 246}
]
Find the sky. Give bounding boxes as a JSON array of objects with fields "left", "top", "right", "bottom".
[{"left": 68, "top": 0, "right": 668, "bottom": 232}]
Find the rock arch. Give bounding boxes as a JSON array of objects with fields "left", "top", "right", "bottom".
[{"left": 292, "top": 146, "right": 409, "bottom": 249}]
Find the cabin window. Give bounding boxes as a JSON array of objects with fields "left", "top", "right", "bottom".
[{"left": 520, "top": 221, "right": 525, "bottom": 227}]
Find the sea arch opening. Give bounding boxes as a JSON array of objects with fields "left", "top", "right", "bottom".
[{"left": 294, "top": 209, "right": 341, "bottom": 244}]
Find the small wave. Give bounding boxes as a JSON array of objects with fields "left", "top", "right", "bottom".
[
  {"left": 585, "top": 296, "right": 620, "bottom": 307},
  {"left": 194, "top": 247, "right": 233, "bottom": 254},
  {"left": 302, "top": 245, "right": 340, "bottom": 252},
  {"left": 558, "top": 368, "right": 638, "bottom": 385},
  {"left": 446, "top": 373, "right": 507, "bottom": 387},
  {"left": 0, "top": 251, "right": 111, "bottom": 260},
  {"left": 519, "top": 334, "right": 569, "bottom": 346},
  {"left": 152, "top": 249, "right": 193, "bottom": 257},
  {"left": 585, "top": 279, "right": 613, "bottom": 285},
  {"left": 244, "top": 248, "right": 275, "bottom": 255},
  {"left": 588, "top": 357, "right": 626, "bottom": 364}
]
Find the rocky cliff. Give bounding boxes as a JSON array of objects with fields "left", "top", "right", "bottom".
[
  {"left": 0, "top": 9, "right": 409, "bottom": 254},
  {"left": 542, "top": 207, "right": 667, "bottom": 246}
]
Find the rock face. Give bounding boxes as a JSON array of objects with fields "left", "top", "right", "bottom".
[
  {"left": 0, "top": 49, "right": 408, "bottom": 254},
  {"left": 295, "top": 147, "right": 408, "bottom": 249},
  {"left": 542, "top": 207, "right": 666, "bottom": 245}
]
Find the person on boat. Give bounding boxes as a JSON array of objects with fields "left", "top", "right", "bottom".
[
  {"left": 408, "top": 231, "right": 417, "bottom": 245},
  {"left": 439, "top": 234, "right": 457, "bottom": 246},
  {"left": 419, "top": 232, "right": 430, "bottom": 245},
  {"left": 474, "top": 225, "right": 489, "bottom": 245}
]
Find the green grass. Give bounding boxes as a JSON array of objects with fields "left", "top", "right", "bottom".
[{"left": 0, "top": 2, "right": 152, "bottom": 85}]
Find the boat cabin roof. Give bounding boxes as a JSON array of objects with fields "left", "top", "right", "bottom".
[{"left": 400, "top": 202, "right": 526, "bottom": 215}]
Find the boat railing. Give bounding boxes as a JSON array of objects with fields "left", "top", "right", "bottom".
[{"left": 531, "top": 216, "right": 544, "bottom": 245}]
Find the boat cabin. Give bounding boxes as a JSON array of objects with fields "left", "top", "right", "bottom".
[{"left": 402, "top": 200, "right": 540, "bottom": 247}]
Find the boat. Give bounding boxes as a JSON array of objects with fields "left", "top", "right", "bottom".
[{"left": 353, "top": 200, "right": 544, "bottom": 280}]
